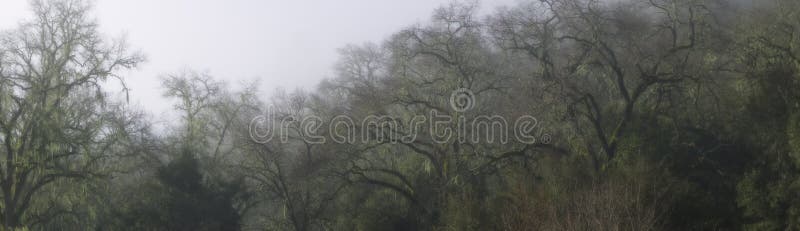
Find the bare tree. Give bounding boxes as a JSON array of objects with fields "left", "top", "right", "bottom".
[
  {"left": 0, "top": 0, "right": 143, "bottom": 228},
  {"left": 489, "top": 0, "right": 718, "bottom": 169}
]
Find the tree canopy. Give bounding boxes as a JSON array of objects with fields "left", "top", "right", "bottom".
[{"left": 2, "top": 0, "right": 800, "bottom": 230}]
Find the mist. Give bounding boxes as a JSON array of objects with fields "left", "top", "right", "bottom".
[{"left": 0, "top": 0, "right": 799, "bottom": 230}]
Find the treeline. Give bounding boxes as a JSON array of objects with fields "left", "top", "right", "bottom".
[{"left": 1, "top": 0, "right": 799, "bottom": 230}]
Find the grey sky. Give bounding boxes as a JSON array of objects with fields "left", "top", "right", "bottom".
[{"left": 0, "top": 0, "right": 514, "bottom": 119}]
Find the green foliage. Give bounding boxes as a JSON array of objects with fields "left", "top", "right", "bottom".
[
  {"left": 5, "top": 0, "right": 800, "bottom": 230},
  {"left": 109, "top": 151, "right": 243, "bottom": 231}
]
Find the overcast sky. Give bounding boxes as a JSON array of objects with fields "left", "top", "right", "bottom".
[{"left": 0, "top": 0, "right": 514, "bottom": 120}]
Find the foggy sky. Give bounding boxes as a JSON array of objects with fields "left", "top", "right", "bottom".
[{"left": 0, "top": 0, "right": 514, "bottom": 122}]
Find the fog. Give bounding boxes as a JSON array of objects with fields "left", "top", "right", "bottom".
[
  {"left": 1, "top": 0, "right": 513, "bottom": 119},
  {"left": 3, "top": 0, "right": 796, "bottom": 230}
]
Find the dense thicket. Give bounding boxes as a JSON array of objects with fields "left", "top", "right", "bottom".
[{"left": 1, "top": 0, "right": 800, "bottom": 230}]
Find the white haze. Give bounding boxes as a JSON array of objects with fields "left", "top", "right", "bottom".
[{"left": 0, "top": 0, "right": 515, "bottom": 127}]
